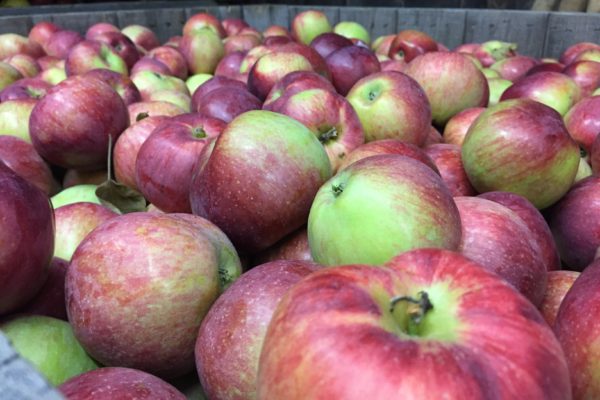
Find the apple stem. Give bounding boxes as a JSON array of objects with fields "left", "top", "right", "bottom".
[
  {"left": 192, "top": 127, "right": 207, "bottom": 139},
  {"left": 319, "top": 126, "right": 338, "bottom": 144},
  {"left": 389, "top": 291, "right": 433, "bottom": 335},
  {"left": 331, "top": 183, "right": 344, "bottom": 197},
  {"left": 136, "top": 112, "right": 149, "bottom": 122}
]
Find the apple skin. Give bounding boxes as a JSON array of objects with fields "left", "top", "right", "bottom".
[
  {"left": 333, "top": 21, "right": 370, "bottom": 44},
  {"left": 130, "top": 56, "right": 172, "bottom": 76},
  {"left": 222, "top": 18, "right": 249, "bottom": 37},
  {"left": 191, "top": 75, "right": 247, "bottom": 111},
  {"left": 325, "top": 45, "right": 381, "bottom": 96},
  {"left": 251, "top": 227, "right": 312, "bottom": 266},
  {"left": 0, "top": 98, "right": 36, "bottom": 143},
  {"left": 442, "top": 107, "right": 485, "bottom": 147},
  {"left": 291, "top": 10, "right": 332, "bottom": 46},
  {"left": 51, "top": 184, "right": 104, "bottom": 209},
  {"left": 38, "top": 55, "right": 62, "bottom": 70},
  {"left": 128, "top": 100, "right": 186, "bottom": 123},
  {"left": 66, "top": 212, "right": 222, "bottom": 379},
  {"left": 135, "top": 114, "right": 226, "bottom": 213},
  {"left": 275, "top": 87, "right": 365, "bottom": 172},
  {"left": 196, "top": 86, "right": 262, "bottom": 123},
  {"left": 0, "top": 161, "right": 54, "bottom": 315},
  {"left": 0, "top": 77, "right": 51, "bottom": 102},
  {"left": 0, "top": 135, "right": 56, "bottom": 196},
  {"left": 85, "top": 22, "right": 120, "bottom": 40},
  {"left": 224, "top": 33, "right": 262, "bottom": 55},
  {"left": 424, "top": 143, "right": 477, "bottom": 197},
  {"left": 29, "top": 75, "right": 129, "bottom": 170},
  {"left": 147, "top": 45, "right": 188, "bottom": 80},
  {"left": 461, "top": 99, "right": 579, "bottom": 210},
  {"left": 0, "top": 33, "right": 43, "bottom": 60},
  {"left": 564, "top": 95, "right": 600, "bottom": 153},
  {"left": 121, "top": 24, "right": 160, "bottom": 52},
  {"left": 83, "top": 68, "right": 141, "bottom": 106},
  {"left": 500, "top": 72, "right": 581, "bottom": 116},
  {"left": 562, "top": 60, "right": 600, "bottom": 98},
  {"left": 263, "top": 70, "right": 336, "bottom": 112},
  {"left": 59, "top": 367, "right": 186, "bottom": 400},
  {"left": 183, "top": 12, "right": 226, "bottom": 39},
  {"left": 147, "top": 89, "right": 191, "bottom": 112},
  {"left": 62, "top": 169, "right": 106, "bottom": 189},
  {"left": 54, "top": 202, "right": 119, "bottom": 261},
  {"left": 93, "top": 31, "right": 141, "bottom": 70},
  {"left": 478, "top": 191, "right": 561, "bottom": 272},
  {"left": 0, "top": 315, "right": 99, "bottom": 386},
  {"left": 45, "top": 30, "right": 84, "bottom": 59},
  {"left": 527, "top": 61, "right": 565, "bottom": 76},
  {"left": 0, "top": 61, "right": 23, "bottom": 91},
  {"left": 347, "top": 71, "right": 431, "bottom": 146},
  {"left": 248, "top": 51, "right": 314, "bottom": 101},
  {"left": 403, "top": 51, "right": 488, "bottom": 127},
  {"left": 130, "top": 70, "right": 188, "bottom": 101},
  {"left": 560, "top": 42, "right": 600, "bottom": 65},
  {"left": 5, "top": 54, "right": 41, "bottom": 78},
  {"left": 539, "top": 270, "right": 580, "bottom": 327},
  {"left": 180, "top": 28, "right": 225, "bottom": 75},
  {"left": 18, "top": 257, "right": 68, "bottom": 320},
  {"left": 186, "top": 73, "right": 212, "bottom": 94},
  {"left": 554, "top": 259, "right": 600, "bottom": 399},
  {"left": 546, "top": 176, "right": 600, "bottom": 271},
  {"left": 490, "top": 55, "right": 538, "bottom": 81},
  {"left": 309, "top": 32, "right": 353, "bottom": 59},
  {"left": 337, "top": 139, "right": 439, "bottom": 173},
  {"left": 190, "top": 110, "right": 332, "bottom": 255},
  {"left": 388, "top": 29, "right": 438, "bottom": 62},
  {"left": 257, "top": 248, "right": 571, "bottom": 400},
  {"left": 573, "top": 48, "right": 600, "bottom": 63},
  {"left": 591, "top": 132, "right": 600, "bottom": 174},
  {"left": 308, "top": 154, "right": 461, "bottom": 266},
  {"left": 28, "top": 21, "right": 61, "bottom": 50},
  {"left": 263, "top": 24, "right": 290, "bottom": 38},
  {"left": 487, "top": 77, "right": 513, "bottom": 106},
  {"left": 39, "top": 63, "right": 67, "bottom": 85},
  {"left": 214, "top": 50, "right": 246, "bottom": 80},
  {"left": 196, "top": 260, "right": 322, "bottom": 400}
]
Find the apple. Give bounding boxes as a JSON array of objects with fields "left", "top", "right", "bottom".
[
  {"left": 38, "top": 55, "right": 63, "bottom": 70},
  {"left": 333, "top": 21, "right": 370, "bottom": 44},
  {"left": 575, "top": 156, "right": 593, "bottom": 183},
  {"left": 0, "top": 315, "right": 99, "bottom": 386},
  {"left": 128, "top": 100, "right": 186, "bottom": 122},
  {"left": 275, "top": 87, "right": 365, "bottom": 172},
  {"left": 0, "top": 98, "right": 36, "bottom": 142},
  {"left": 442, "top": 107, "right": 485, "bottom": 147},
  {"left": 291, "top": 10, "right": 332, "bottom": 46},
  {"left": 564, "top": 95, "right": 600, "bottom": 153},
  {"left": 560, "top": 42, "right": 600, "bottom": 65},
  {"left": 325, "top": 45, "right": 380, "bottom": 96},
  {"left": 130, "top": 56, "right": 172, "bottom": 76},
  {"left": 4, "top": 54, "right": 40, "bottom": 78},
  {"left": 54, "top": 202, "right": 119, "bottom": 261},
  {"left": 403, "top": 52, "right": 488, "bottom": 127},
  {"left": 93, "top": 31, "right": 141, "bottom": 70},
  {"left": 45, "top": 30, "right": 84, "bottom": 59},
  {"left": 146, "top": 90, "right": 191, "bottom": 112},
  {"left": 62, "top": 168, "right": 107, "bottom": 188},
  {"left": 257, "top": 248, "right": 570, "bottom": 399},
  {"left": 59, "top": 367, "right": 186, "bottom": 399},
  {"left": 388, "top": 29, "right": 438, "bottom": 62},
  {"left": 487, "top": 77, "right": 512, "bottom": 106},
  {"left": 263, "top": 70, "right": 336, "bottom": 111},
  {"left": 337, "top": 139, "right": 439, "bottom": 173},
  {"left": 372, "top": 34, "right": 395, "bottom": 56},
  {"left": 214, "top": 50, "right": 246, "bottom": 80},
  {"left": 136, "top": 113, "right": 225, "bottom": 213},
  {"left": 0, "top": 77, "right": 51, "bottom": 102},
  {"left": 473, "top": 40, "right": 518, "bottom": 67},
  {"left": 347, "top": 71, "right": 431, "bottom": 146},
  {"left": 0, "top": 61, "right": 22, "bottom": 91},
  {"left": 190, "top": 110, "right": 332, "bottom": 255},
  {"left": 251, "top": 227, "right": 312, "bottom": 266},
  {"left": 527, "top": 60, "right": 565, "bottom": 75},
  {"left": 309, "top": 32, "right": 353, "bottom": 59},
  {"left": 66, "top": 212, "right": 224, "bottom": 378},
  {"left": 51, "top": 184, "right": 105, "bottom": 209},
  {"left": 380, "top": 58, "right": 407, "bottom": 72},
  {"left": 121, "top": 24, "right": 160, "bottom": 52},
  {"left": 183, "top": 12, "right": 226, "bottom": 39},
  {"left": 308, "top": 154, "right": 461, "bottom": 266},
  {"left": 196, "top": 259, "right": 321, "bottom": 400},
  {"left": 28, "top": 21, "right": 61, "bottom": 50},
  {"left": 222, "top": 18, "right": 249, "bottom": 37},
  {"left": 18, "top": 257, "right": 68, "bottom": 320},
  {"left": 539, "top": 270, "right": 580, "bottom": 327},
  {"left": 147, "top": 45, "right": 188, "bottom": 79},
  {"left": 186, "top": 73, "right": 212, "bottom": 94},
  {"left": 0, "top": 136, "right": 56, "bottom": 195},
  {"left": 554, "top": 259, "right": 600, "bottom": 399},
  {"left": 0, "top": 33, "right": 43, "bottom": 60},
  {"left": 547, "top": 175, "right": 600, "bottom": 271},
  {"left": 190, "top": 75, "right": 247, "bottom": 109},
  {"left": 573, "top": 48, "right": 600, "bottom": 63},
  {"left": 562, "top": 60, "right": 600, "bottom": 98},
  {"left": 591, "top": 132, "right": 600, "bottom": 174},
  {"left": 0, "top": 161, "right": 54, "bottom": 315},
  {"left": 263, "top": 24, "right": 290, "bottom": 38},
  {"left": 30, "top": 74, "right": 129, "bottom": 170},
  {"left": 248, "top": 51, "right": 314, "bottom": 101},
  {"left": 224, "top": 33, "right": 262, "bottom": 55},
  {"left": 180, "top": 28, "right": 225, "bottom": 75},
  {"left": 83, "top": 68, "right": 141, "bottom": 106},
  {"left": 478, "top": 191, "right": 561, "bottom": 272},
  {"left": 424, "top": 143, "right": 476, "bottom": 197},
  {"left": 462, "top": 99, "right": 579, "bottom": 209},
  {"left": 130, "top": 70, "right": 188, "bottom": 101},
  {"left": 39, "top": 63, "right": 67, "bottom": 85},
  {"left": 489, "top": 55, "right": 537, "bottom": 81}
]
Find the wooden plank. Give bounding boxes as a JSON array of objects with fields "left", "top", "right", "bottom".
[
  {"left": 117, "top": 8, "right": 186, "bottom": 43},
  {"left": 269, "top": 4, "right": 291, "bottom": 31},
  {"left": 0, "top": 333, "right": 64, "bottom": 400},
  {"left": 218, "top": 5, "right": 243, "bottom": 20},
  {"left": 185, "top": 5, "right": 221, "bottom": 19},
  {"left": 0, "top": 16, "right": 32, "bottom": 36},
  {"left": 338, "top": 6, "right": 375, "bottom": 40},
  {"left": 241, "top": 4, "right": 272, "bottom": 32},
  {"left": 371, "top": 7, "right": 399, "bottom": 39},
  {"left": 544, "top": 12, "right": 600, "bottom": 59},
  {"left": 464, "top": 9, "right": 549, "bottom": 58},
  {"left": 396, "top": 8, "right": 467, "bottom": 50}
]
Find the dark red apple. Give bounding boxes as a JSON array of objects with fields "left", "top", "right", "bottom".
[
  {"left": 526, "top": 61, "right": 565, "bottom": 75},
  {"left": 222, "top": 18, "right": 249, "bottom": 37},
  {"left": 490, "top": 55, "right": 538, "bottom": 81},
  {"left": 195, "top": 86, "right": 262, "bottom": 123},
  {"left": 325, "top": 45, "right": 380, "bottom": 96},
  {"left": 262, "top": 70, "right": 335, "bottom": 112},
  {"left": 442, "top": 107, "right": 485, "bottom": 147},
  {"left": 18, "top": 257, "right": 68, "bottom": 321},
  {"left": 562, "top": 60, "right": 600, "bottom": 98},
  {"left": 539, "top": 270, "right": 580, "bottom": 327},
  {"left": 388, "top": 29, "right": 438, "bottom": 62},
  {"left": 85, "top": 22, "right": 120, "bottom": 40},
  {"left": 93, "top": 31, "right": 141, "bottom": 70},
  {"left": 83, "top": 68, "right": 141, "bottom": 106},
  {"left": 191, "top": 75, "right": 250, "bottom": 111},
  {"left": 0, "top": 77, "right": 52, "bottom": 102},
  {"left": 65, "top": 40, "right": 128, "bottom": 76},
  {"left": 564, "top": 95, "right": 600, "bottom": 153},
  {"left": 309, "top": 32, "right": 353, "bottom": 59},
  {"left": 45, "top": 30, "right": 84, "bottom": 59},
  {"left": 251, "top": 227, "right": 312, "bottom": 266},
  {"left": 214, "top": 50, "right": 246, "bottom": 80},
  {"left": 591, "top": 133, "right": 600, "bottom": 174},
  {"left": 224, "top": 33, "right": 262, "bottom": 55},
  {"left": 425, "top": 143, "right": 477, "bottom": 197}
]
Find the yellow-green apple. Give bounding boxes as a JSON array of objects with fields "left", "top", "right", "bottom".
[
  {"left": 183, "top": 12, "right": 225, "bottom": 39},
  {"left": 0, "top": 161, "right": 54, "bottom": 315},
  {"left": 190, "top": 110, "right": 332, "bottom": 255},
  {"left": 291, "top": 10, "right": 332, "bottom": 46},
  {"left": 59, "top": 367, "right": 186, "bottom": 399},
  {"left": 251, "top": 227, "right": 312, "bottom": 266},
  {"left": 62, "top": 168, "right": 106, "bottom": 188},
  {"left": 442, "top": 107, "right": 485, "bottom": 147},
  {"left": 65, "top": 40, "right": 128, "bottom": 76},
  {"left": 471, "top": 40, "right": 517, "bottom": 67},
  {"left": 93, "top": 31, "right": 141, "bottom": 70},
  {"left": 262, "top": 70, "right": 335, "bottom": 111},
  {"left": 45, "top": 30, "right": 84, "bottom": 59},
  {"left": 308, "top": 154, "right": 461, "bottom": 266},
  {"left": 18, "top": 257, "right": 68, "bottom": 320},
  {"left": 186, "top": 73, "right": 212, "bottom": 93},
  {"left": 214, "top": 50, "right": 246, "bottom": 81},
  {"left": 404, "top": 52, "right": 488, "bottom": 127},
  {"left": 0, "top": 135, "right": 56, "bottom": 195},
  {"left": 121, "top": 24, "right": 160, "bottom": 52},
  {"left": 478, "top": 191, "right": 560, "bottom": 272},
  {"left": 0, "top": 315, "right": 99, "bottom": 385},
  {"left": 196, "top": 260, "right": 321, "bottom": 400},
  {"left": 0, "top": 61, "right": 22, "bottom": 91},
  {"left": 489, "top": 55, "right": 537, "bottom": 81},
  {"left": 333, "top": 21, "right": 370, "bottom": 44},
  {"left": 0, "top": 98, "right": 36, "bottom": 142},
  {"left": 127, "top": 100, "right": 186, "bottom": 122},
  {"left": 573, "top": 48, "right": 600, "bottom": 63},
  {"left": 83, "top": 68, "right": 141, "bottom": 106},
  {"left": 29, "top": 75, "right": 129, "bottom": 170},
  {"left": 39, "top": 62, "right": 66, "bottom": 85},
  {"left": 326, "top": 45, "right": 380, "bottom": 95},
  {"left": 239, "top": 45, "right": 270, "bottom": 75},
  {"left": 337, "top": 139, "right": 439, "bottom": 172},
  {"left": 547, "top": 176, "right": 600, "bottom": 270},
  {"left": 224, "top": 33, "right": 262, "bottom": 55},
  {"left": 222, "top": 18, "right": 249, "bottom": 37},
  {"left": 0, "top": 33, "right": 43, "bottom": 59},
  {"left": 309, "top": 32, "right": 353, "bottom": 59},
  {"left": 257, "top": 248, "right": 570, "bottom": 400},
  {"left": 54, "top": 202, "right": 118, "bottom": 261},
  {"left": 50, "top": 184, "right": 104, "bottom": 209},
  {"left": 4, "top": 54, "right": 40, "bottom": 78},
  {"left": 560, "top": 42, "right": 600, "bottom": 65},
  {"left": 28, "top": 21, "right": 61, "bottom": 50},
  {"left": 424, "top": 143, "right": 476, "bottom": 197},
  {"left": 275, "top": 88, "right": 365, "bottom": 172},
  {"left": 461, "top": 99, "right": 579, "bottom": 209},
  {"left": 455, "top": 196, "right": 546, "bottom": 305},
  {"left": 146, "top": 89, "right": 191, "bottom": 112},
  {"left": 130, "top": 70, "right": 188, "bottom": 101},
  {"left": 346, "top": 71, "right": 431, "bottom": 145},
  {"left": 486, "top": 77, "right": 512, "bottom": 106},
  {"left": 564, "top": 95, "right": 600, "bottom": 152},
  {"left": 180, "top": 28, "right": 225, "bottom": 75},
  {"left": 500, "top": 72, "right": 580, "bottom": 116},
  {"left": 248, "top": 51, "right": 314, "bottom": 100},
  {"left": 575, "top": 156, "right": 593, "bottom": 182},
  {"left": 135, "top": 114, "right": 225, "bottom": 213},
  {"left": 554, "top": 260, "right": 600, "bottom": 399},
  {"left": 562, "top": 60, "right": 600, "bottom": 98},
  {"left": 66, "top": 212, "right": 223, "bottom": 378},
  {"left": 388, "top": 29, "right": 437, "bottom": 62},
  {"left": 539, "top": 270, "right": 580, "bottom": 327},
  {"left": 147, "top": 45, "right": 188, "bottom": 79}
]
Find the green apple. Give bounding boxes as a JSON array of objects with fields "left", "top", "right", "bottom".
[
  {"left": 1, "top": 315, "right": 99, "bottom": 386},
  {"left": 186, "top": 73, "right": 212, "bottom": 94},
  {"left": 334, "top": 21, "right": 370, "bottom": 44},
  {"left": 487, "top": 77, "right": 512, "bottom": 106},
  {"left": 0, "top": 60, "right": 22, "bottom": 91},
  {"left": 39, "top": 64, "right": 66, "bottom": 85},
  {"left": 180, "top": 28, "right": 224, "bottom": 75},
  {"left": 481, "top": 68, "right": 500, "bottom": 78},
  {"left": 0, "top": 99, "right": 36, "bottom": 142},
  {"left": 575, "top": 157, "right": 593, "bottom": 182},
  {"left": 131, "top": 70, "right": 189, "bottom": 101},
  {"left": 51, "top": 184, "right": 103, "bottom": 209},
  {"left": 147, "top": 89, "right": 192, "bottom": 112}
]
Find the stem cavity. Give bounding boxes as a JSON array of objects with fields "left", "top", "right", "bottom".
[
  {"left": 389, "top": 291, "right": 433, "bottom": 335},
  {"left": 319, "top": 126, "right": 338, "bottom": 144},
  {"left": 331, "top": 182, "right": 345, "bottom": 197}
]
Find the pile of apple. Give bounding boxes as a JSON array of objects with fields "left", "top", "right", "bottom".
[{"left": 2, "top": 7, "right": 600, "bottom": 399}]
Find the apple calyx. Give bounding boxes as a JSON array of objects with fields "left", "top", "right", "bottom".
[
  {"left": 331, "top": 182, "right": 345, "bottom": 197},
  {"left": 136, "top": 112, "right": 149, "bottom": 121},
  {"left": 319, "top": 126, "right": 338, "bottom": 144},
  {"left": 389, "top": 290, "right": 433, "bottom": 335},
  {"left": 192, "top": 126, "right": 207, "bottom": 139}
]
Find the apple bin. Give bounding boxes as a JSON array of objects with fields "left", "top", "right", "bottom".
[{"left": 1, "top": 2, "right": 600, "bottom": 399}]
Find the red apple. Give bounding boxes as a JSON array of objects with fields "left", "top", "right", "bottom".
[
  {"left": 183, "top": 12, "right": 226, "bottom": 39},
  {"left": 146, "top": 45, "right": 188, "bottom": 79},
  {"left": 309, "top": 32, "right": 353, "bottom": 59},
  {"left": 85, "top": 22, "right": 120, "bottom": 40},
  {"left": 263, "top": 25, "right": 290, "bottom": 38},
  {"left": 214, "top": 50, "right": 246, "bottom": 80},
  {"left": 539, "top": 270, "right": 580, "bottom": 327},
  {"left": 380, "top": 58, "right": 407, "bottom": 72},
  {"left": 291, "top": 10, "right": 332, "bottom": 46},
  {"left": 45, "top": 30, "right": 84, "bottom": 59},
  {"left": 121, "top": 25, "right": 160, "bottom": 52},
  {"left": 18, "top": 257, "right": 68, "bottom": 321},
  {"left": 224, "top": 33, "right": 262, "bottom": 55},
  {"left": 262, "top": 70, "right": 335, "bottom": 111},
  {"left": 489, "top": 55, "right": 537, "bottom": 81},
  {"left": 0, "top": 136, "right": 56, "bottom": 195},
  {"left": 0, "top": 33, "right": 43, "bottom": 60},
  {"left": 93, "top": 31, "right": 141, "bottom": 70},
  {"left": 127, "top": 100, "right": 185, "bottom": 123},
  {"left": 424, "top": 143, "right": 477, "bottom": 197},
  {"left": 28, "top": 21, "right": 61, "bottom": 50},
  {"left": 0, "top": 77, "right": 52, "bottom": 102},
  {"left": 130, "top": 56, "right": 171, "bottom": 77},
  {"left": 222, "top": 18, "right": 249, "bottom": 37},
  {"left": 442, "top": 107, "right": 485, "bottom": 147},
  {"left": 527, "top": 60, "right": 565, "bottom": 75},
  {"left": 562, "top": 60, "right": 600, "bottom": 98},
  {"left": 257, "top": 248, "right": 570, "bottom": 399},
  {"left": 388, "top": 29, "right": 438, "bottom": 62},
  {"left": 191, "top": 76, "right": 246, "bottom": 110},
  {"left": 83, "top": 68, "right": 141, "bottom": 106},
  {"left": 325, "top": 45, "right": 380, "bottom": 96},
  {"left": 564, "top": 95, "right": 600, "bottom": 153},
  {"left": 37, "top": 55, "right": 62, "bottom": 70},
  {"left": 560, "top": 42, "right": 600, "bottom": 65},
  {"left": 591, "top": 132, "right": 600, "bottom": 174},
  {"left": 248, "top": 51, "right": 314, "bottom": 101},
  {"left": 251, "top": 227, "right": 312, "bottom": 266},
  {"left": 196, "top": 86, "right": 261, "bottom": 123},
  {"left": 65, "top": 40, "right": 128, "bottom": 77},
  {"left": 473, "top": 40, "right": 518, "bottom": 67},
  {"left": 4, "top": 54, "right": 40, "bottom": 78}
]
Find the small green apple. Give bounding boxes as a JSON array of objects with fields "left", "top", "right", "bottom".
[
  {"left": 487, "top": 77, "right": 512, "bottom": 106},
  {"left": 334, "top": 21, "right": 370, "bottom": 44},
  {"left": 186, "top": 73, "right": 212, "bottom": 94},
  {"left": 51, "top": 184, "right": 103, "bottom": 209}
]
